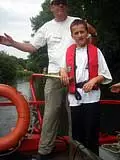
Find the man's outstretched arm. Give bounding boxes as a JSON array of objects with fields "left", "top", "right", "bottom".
[{"left": 0, "top": 33, "right": 37, "bottom": 53}]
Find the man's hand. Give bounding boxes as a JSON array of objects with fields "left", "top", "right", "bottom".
[
  {"left": 110, "top": 83, "right": 120, "bottom": 93},
  {"left": 0, "top": 33, "right": 14, "bottom": 46},
  {"left": 0, "top": 33, "right": 36, "bottom": 53},
  {"left": 86, "top": 21, "right": 97, "bottom": 45},
  {"left": 59, "top": 68, "right": 69, "bottom": 85}
]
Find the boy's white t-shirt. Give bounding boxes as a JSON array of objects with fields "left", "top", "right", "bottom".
[{"left": 31, "top": 16, "right": 80, "bottom": 73}]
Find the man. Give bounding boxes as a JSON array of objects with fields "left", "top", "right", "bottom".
[{"left": 0, "top": 0, "right": 97, "bottom": 159}]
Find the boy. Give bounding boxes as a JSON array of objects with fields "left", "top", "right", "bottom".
[{"left": 60, "top": 19, "right": 112, "bottom": 155}]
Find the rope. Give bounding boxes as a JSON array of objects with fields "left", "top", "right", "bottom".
[
  {"left": 26, "top": 106, "right": 40, "bottom": 138},
  {"left": 0, "top": 140, "right": 21, "bottom": 157}
]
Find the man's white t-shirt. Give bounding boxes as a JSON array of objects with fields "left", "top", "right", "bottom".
[{"left": 31, "top": 16, "right": 79, "bottom": 73}]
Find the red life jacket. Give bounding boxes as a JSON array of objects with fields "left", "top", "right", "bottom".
[{"left": 66, "top": 43, "right": 98, "bottom": 93}]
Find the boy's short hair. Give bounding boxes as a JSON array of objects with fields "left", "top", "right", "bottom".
[{"left": 70, "top": 19, "right": 88, "bottom": 33}]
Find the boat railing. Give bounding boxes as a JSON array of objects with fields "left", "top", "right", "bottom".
[{"left": 1, "top": 73, "right": 120, "bottom": 135}]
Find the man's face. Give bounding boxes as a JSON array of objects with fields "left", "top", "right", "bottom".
[
  {"left": 50, "top": 2, "right": 67, "bottom": 21},
  {"left": 71, "top": 24, "right": 88, "bottom": 47}
]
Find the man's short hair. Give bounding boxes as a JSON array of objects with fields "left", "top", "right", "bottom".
[{"left": 50, "top": 0, "right": 68, "bottom": 5}]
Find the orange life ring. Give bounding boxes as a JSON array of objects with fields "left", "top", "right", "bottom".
[{"left": 0, "top": 84, "right": 30, "bottom": 151}]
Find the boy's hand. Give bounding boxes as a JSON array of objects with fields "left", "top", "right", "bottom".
[
  {"left": 83, "top": 79, "right": 96, "bottom": 92},
  {"left": 83, "top": 75, "right": 104, "bottom": 92}
]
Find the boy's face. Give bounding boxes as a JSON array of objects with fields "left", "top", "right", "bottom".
[{"left": 71, "top": 24, "right": 88, "bottom": 47}]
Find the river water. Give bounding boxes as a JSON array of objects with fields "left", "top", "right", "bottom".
[{"left": 0, "top": 80, "right": 31, "bottom": 137}]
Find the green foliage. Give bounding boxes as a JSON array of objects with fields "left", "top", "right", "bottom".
[
  {"left": 29, "top": 0, "right": 51, "bottom": 71},
  {"left": 26, "top": 59, "right": 40, "bottom": 73},
  {"left": 17, "top": 58, "right": 26, "bottom": 69},
  {"left": 0, "top": 51, "right": 34, "bottom": 82},
  {"left": 16, "top": 70, "right": 33, "bottom": 78},
  {"left": 30, "top": 0, "right": 53, "bottom": 32},
  {"left": 0, "top": 51, "right": 17, "bottom": 84},
  {"left": 27, "top": 46, "right": 48, "bottom": 73}
]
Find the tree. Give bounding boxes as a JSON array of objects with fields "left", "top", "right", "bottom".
[
  {"left": 0, "top": 51, "right": 17, "bottom": 84},
  {"left": 68, "top": 0, "right": 120, "bottom": 83},
  {"left": 30, "top": 0, "right": 53, "bottom": 32},
  {"left": 28, "top": 0, "right": 51, "bottom": 71}
]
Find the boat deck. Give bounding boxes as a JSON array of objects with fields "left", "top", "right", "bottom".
[
  {"left": 0, "top": 151, "right": 69, "bottom": 160},
  {"left": 1, "top": 146, "right": 120, "bottom": 160}
]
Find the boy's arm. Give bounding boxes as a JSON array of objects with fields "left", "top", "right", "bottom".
[{"left": 83, "top": 75, "right": 104, "bottom": 92}]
